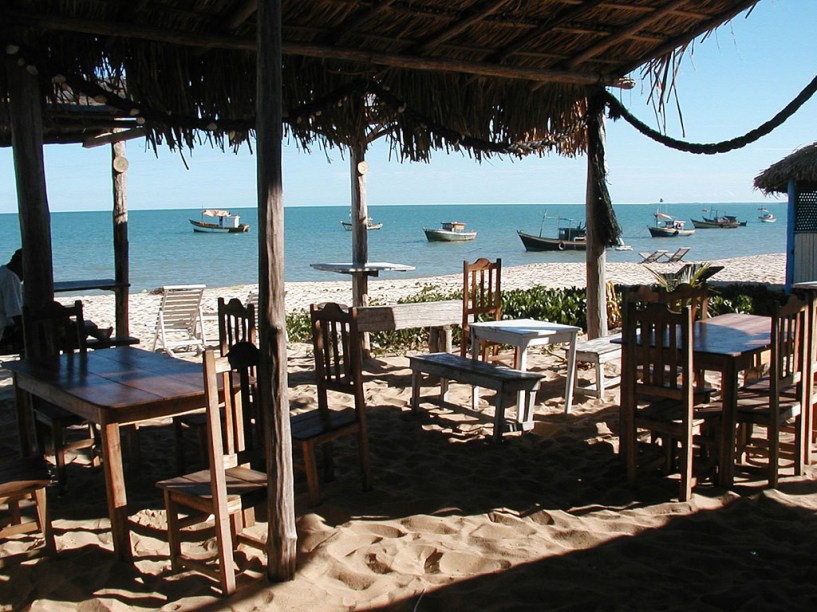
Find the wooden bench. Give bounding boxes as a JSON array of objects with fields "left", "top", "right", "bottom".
[
  {"left": 357, "top": 300, "right": 461, "bottom": 353},
  {"left": 571, "top": 334, "right": 622, "bottom": 401},
  {"left": 409, "top": 352, "right": 544, "bottom": 442}
]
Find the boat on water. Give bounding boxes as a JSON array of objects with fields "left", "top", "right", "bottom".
[
  {"left": 341, "top": 216, "right": 383, "bottom": 231},
  {"left": 517, "top": 215, "right": 586, "bottom": 251},
  {"left": 423, "top": 221, "right": 477, "bottom": 242},
  {"left": 647, "top": 212, "right": 695, "bottom": 237},
  {"left": 189, "top": 209, "right": 249, "bottom": 233},
  {"left": 758, "top": 207, "right": 777, "bottom": 223},
  {"left": 690, "top": 208, "right": 746, "bottom": 229}
]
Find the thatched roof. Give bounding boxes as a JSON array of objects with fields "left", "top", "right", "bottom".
[
  {"left": 1, "top": 0, "right": 760, "bottom": 159},
  {"left": 754, "top": 142, "right": 817, "bottom": 194}
]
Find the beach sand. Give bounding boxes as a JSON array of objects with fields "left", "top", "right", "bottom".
[{"left": 5, "top": 252, "right": 817, "bottom": 610}]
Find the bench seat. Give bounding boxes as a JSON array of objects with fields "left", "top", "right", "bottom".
[{"left": 409, "top": 353, "right": 544, "bottom": 442}]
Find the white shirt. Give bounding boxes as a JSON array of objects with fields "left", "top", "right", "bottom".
[{"left": 0, "top": 265, "right": 23, "bottom": 334}]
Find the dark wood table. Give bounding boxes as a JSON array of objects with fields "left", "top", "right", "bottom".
[
  {"left": 619, "top": 312, "right": 771, "bottom": 488},
  {"left": 3, "top": 347, "right": 206, "bottom": 561}
]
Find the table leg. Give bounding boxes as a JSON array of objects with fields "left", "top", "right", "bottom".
[
  {"left": 516, "top": 341, "right": 532, "bottom": 424},
  {"left": 563, "top": 333, "right": 577, "bottom": 415},
  {"left": 100, "top": 421, "right": 132, "bottom": 560},
  {"left": 14, "top": 377, "right": 35, "bottom": 456},
  {"left": 718, "top": 363, "right": 738, "bottom": 487},
  {"left": 471, "top": 334, "right": 480, "bottom": 410}
]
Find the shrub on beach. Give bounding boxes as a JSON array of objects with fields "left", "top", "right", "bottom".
[{"left": 284, "top": 282, "right": 787, "bottom": 355}]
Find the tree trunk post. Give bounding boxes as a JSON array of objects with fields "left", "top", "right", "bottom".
[
  {"left": 350, "top": 142, "right": 369, "bottom": 308},
  {"left": 111, "top": 141, "right": 130, "bottom": 337},
  {"left": 257, "top": 0, "right": 297, "bottom": 581},
  {"left": 585, "top": 92, "right": 610, "bottom": 339},
  {"left": 5, "top": 54, "right": 54, "bottom": 360}
]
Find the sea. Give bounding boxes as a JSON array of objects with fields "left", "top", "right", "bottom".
[{"left": 0, "top": 202, "right": 786, "bottom": 293}]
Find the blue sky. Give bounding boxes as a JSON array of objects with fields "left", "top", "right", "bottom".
[{"left": 1, "top": 0, "right": 815, "bottom": 213}]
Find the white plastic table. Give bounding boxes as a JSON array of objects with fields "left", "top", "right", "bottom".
[{"left": 469, "top": 319, "right": 581, "bottom": 425}]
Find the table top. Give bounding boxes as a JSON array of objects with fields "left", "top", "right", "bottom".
[
  {"left": 310, "top": 262, "right": 415, "bottom": 276},
  {"left": 3, "top": 347, "right": 204, "bottom": 414},
  {"left": 470, "top": 318, "right": 582, "bottom": 340},
  {"left": 793, "top": 281, "right": 817, "bottom": 291}
]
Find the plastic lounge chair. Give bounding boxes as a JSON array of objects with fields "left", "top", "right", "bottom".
[
  {"left": 638, "top": 250, "right": 668, "bottom": 264},
  {"left": 662, "top": 247, "right": 691, "bottom": 263},
  {"left": 151, "top": 284, "right": 207, "bottom": 357}
]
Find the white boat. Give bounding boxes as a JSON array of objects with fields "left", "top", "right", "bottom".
[
  {"left": 189, "top": 209, "right": 249, "bottom": 233},
  {"left": 424, "top": 221, "right": 477, "bottom": 242},
  {"left": 341, "top": 216, "right": 383, "bottom": 230},
  {"left": 758, "top": 207, "right": 776, "bottom": 223}
]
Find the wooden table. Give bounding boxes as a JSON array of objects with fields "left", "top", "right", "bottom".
[
  {"left": 618, "top": 312, "right": 772, "bottom": 488},
  {"left": 3, "top": 347, "right": 206, "bottom": 561},
  {"left": 469, "top": 319, "right": 581, "bottom": 424}
]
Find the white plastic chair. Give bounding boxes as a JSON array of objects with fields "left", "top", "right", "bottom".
[{"left": 152, "top": 284, "right": 207, "bottom": 357}]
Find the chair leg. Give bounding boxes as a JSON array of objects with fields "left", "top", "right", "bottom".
[
  {"left": 302, "top": 442, "right": 322, "bottom": 505},
  {"left": 769, "top": 416, "right": 780, "bottom": 488},
  {"left": 358, "top": 429, "right": 372, "bottom": 492},
  {"left": 321, "top": 441, "right": 336, "bottom": 483},
  {"left": 215, "top": 513, "right": 236, "bottom": 596},
  {"left": 163, "top": 491, "right": 183, "bottom": 572},
  {"left": 173, "top": 418, "right": 187, "bottom": 473},
  {"left": 51, "top": 422, "right": 68, "bottom": 495},
  {"left": 33, "top": 487, "right": 56, "bottom": 555}
]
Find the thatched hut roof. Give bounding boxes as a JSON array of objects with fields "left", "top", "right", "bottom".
[
  {"left": 754, "top": 142, "right": 817, "bottom": 194},
  {"left": 1, "top": 0, "right": 760, "bottom": 159}
]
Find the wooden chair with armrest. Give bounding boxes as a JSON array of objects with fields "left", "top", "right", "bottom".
[
  {"left": 174, "top": 297, "right": 258, "bottom": 472},
  {"left": 621, "top": 301, "right": 721, "bottom": 501},
  {"left": 461, "top": 257, "right": 516, "bottom": 366},
  {"left": 157, "top": 342, "right": 266, "bottom": 596},
  {"left": 0, "top": 456, "right": 55, "bottom": 566},
  {"left": 291, "top": 302, "right": 371, "bottom": 505},
  {"left": 23, "top": 301, "right": 97, "bottom": 494},
  {"left": 736, "top": 294, "right": 809, "bottom": 487}
]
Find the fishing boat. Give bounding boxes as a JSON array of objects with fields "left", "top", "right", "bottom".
[
  {"left": 517, "top": 215, "right": 586, "bottom": 251},
  {"left": 341, "top": 216, "right": 383, "bottom": 231},
  {"left": 423, "top": 221, "right": 477, "bottom": 242},
  {"left": 647, "top": 212, "right": 695, "bottom": 237},
  {"left": 189, "top": 209, "right": 249, "bottom": 233},
  {"left": 690, "top": 208, "right": 745, "bottom": 228},
  {"left": 758, "top": 207, "right": 777, "bottom": 223}
]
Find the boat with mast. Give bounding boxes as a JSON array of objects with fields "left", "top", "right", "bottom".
[
  {"left": 758, "top": 207, "right": 776, "bottom": 223},
  {"left": 647, "top": 211, "right": 695, "bottom": 237},
  {"left": 517, "top": 213, "right": 586, "bottom": 251}
]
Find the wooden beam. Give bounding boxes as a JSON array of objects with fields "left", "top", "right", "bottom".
[
  {"left": 256, "top": 0, "right": 297, "bottom": 582},
  {"left": 321, "top": 0, "right": 397, "bottom": 46},
  {"left": 83, "top": 127, "right": 146, "bottom": 148},
  {"left": 568, "top": 0, "right": 689, "bottom": 69},
  {"left": 111, "top": 140, "right": 129, "bottom": 338},
  {"left": 8, "top": 12, "right": 633, "bottom": 87},
  {"left": 226, "top": 0, "right": 258, "bottom": 31},
  {"left": 418, "top": 0, "right": 514, "bottom": 54}
]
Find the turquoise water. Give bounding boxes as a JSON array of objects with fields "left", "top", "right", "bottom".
[{"left": 0, "top": 202, "right": 786, "bottom": 292}]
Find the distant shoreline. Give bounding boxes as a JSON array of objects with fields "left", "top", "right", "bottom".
[{"left": 75, "top": 253, "right": 786, "bottom": 345}]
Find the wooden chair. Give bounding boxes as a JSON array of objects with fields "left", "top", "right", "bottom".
[
  {"left": 0, "top": 456, "right": 55, "bottom": 565},
  {"left": 662, "top": 283, "right": 709, "bottom": 321},
  {"left": 291, "top": 302, "right": 371, "bottom": 505},
  {"left": 157, "top": 342, "right": 266, "bottom": 596},
  {"left": 151, "top": 284, "right": 207, "bottom": 357},
  {"left": 736, "top": 294, "right": 809, "bottom": 487},
  {"left": 461, "top": 257, "right": 514, "bottom": 366},
  {"left": 621, "top": 301, "right": 720, "bottom": 501},
  {"left": 174, "top": 297, "right": 258, "bottom": 472},
  {"left": 23, "top": 301, "right": 97, "bottom": 494}
]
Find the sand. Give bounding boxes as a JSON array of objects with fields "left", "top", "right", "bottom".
[{"left": 4, "top": 252, "right": 817, "bottom": 610}]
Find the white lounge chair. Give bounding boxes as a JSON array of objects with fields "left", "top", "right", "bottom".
[{"left": 152, "top": 284, "right": 207, "bottom": 357}]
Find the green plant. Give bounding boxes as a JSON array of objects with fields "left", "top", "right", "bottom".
[{"left": 644, "top": 261, "right": 712, "bottom": 290}]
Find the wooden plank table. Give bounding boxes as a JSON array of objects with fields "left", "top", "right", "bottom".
[{"left": 3, "top": 347, "right": 206, "bottom": 561}]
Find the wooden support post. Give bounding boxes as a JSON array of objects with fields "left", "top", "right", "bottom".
[
  {"left": 585, "top": 91, "right": 609, "bottom": 339},
  {"left": 350, "top": 143, "right": 369, "bottom": 308},
  {"left": 112, "top": 141, "right": 130, "bottom": 337},
  {"left": 257, "top": 0, "right": 297, "bottom": 581},
  {"left": 5, "top": 55, "right": 54, "bottom": 361}
]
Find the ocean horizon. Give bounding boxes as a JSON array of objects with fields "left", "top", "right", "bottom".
[{"left": 0, "top": 202, "right": 786, "bottom": 293}]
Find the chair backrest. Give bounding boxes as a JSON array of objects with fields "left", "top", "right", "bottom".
[
  {"left": 662, "top": 283, "right": 709, "bottom": 321},
  {"left": 310, "top": 302, "right": 365, "bottom": 414},
  {"left": 157, "top": 284, "right": 206, "bottom": 334},
  {"left": 217, "top": 297, "right": 259, "bottom": 450},
  {"left": 463, "top": 257, "right": 502, "bottom": 325},
  {"left": 22, "top": 300, "right": 87, "bottom": 359},
  {"left": 218, "top": 297, "right": 256, "bottom": 355},
  {"left": 638, "top": 250, "right": 667, "bottom": 264},
  {"left": 771, "top": 294, "right": 809, "bottom": 396},
  {"left": 664, "top": 247, "right": 690, "bottom": 263},
  {"left": 623, "top": 301, "right": 693, "bottom": 408},
  {"left": 202, "top": 341, "right": 260, "bottom": 467}
]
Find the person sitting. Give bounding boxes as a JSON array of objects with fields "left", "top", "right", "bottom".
[{"left": 0, "top": 249, "right": 24, "bottom": 352}]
